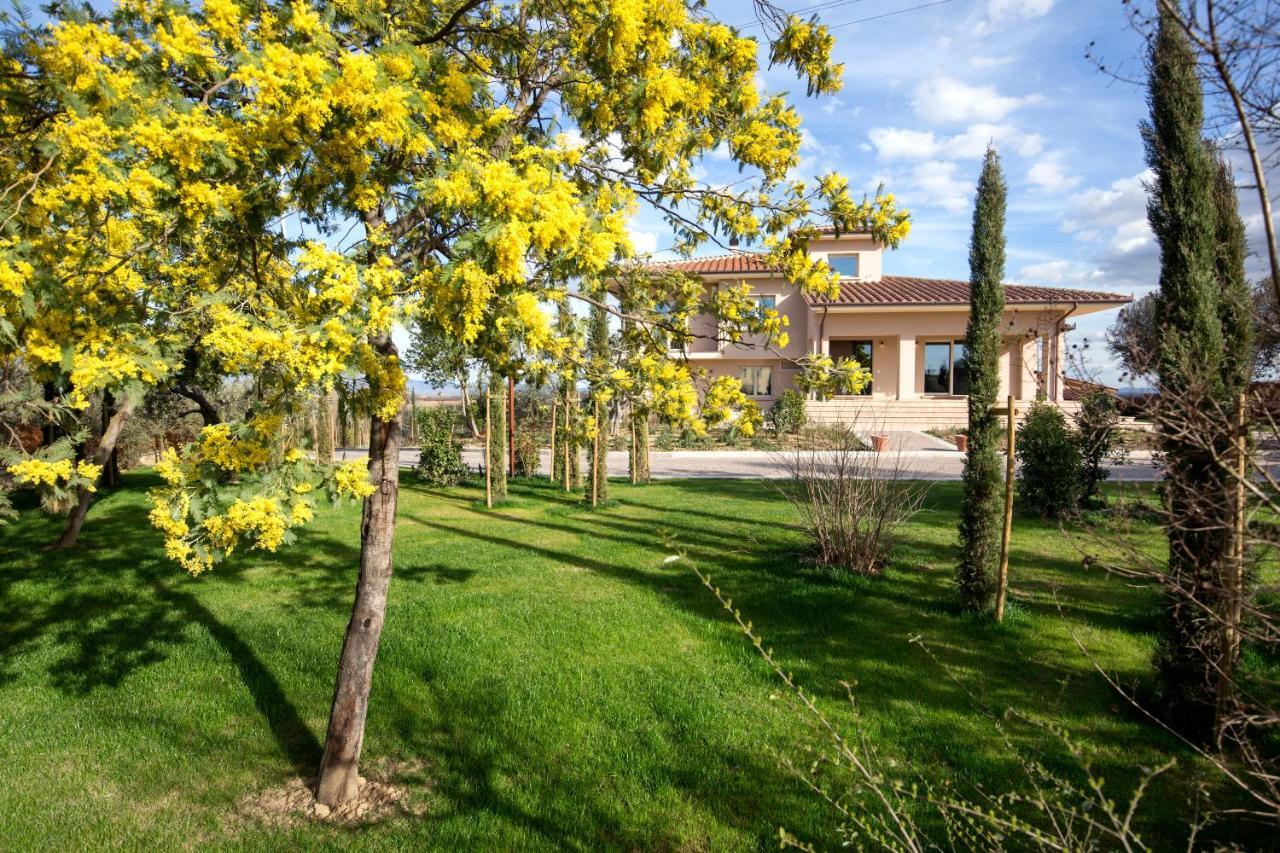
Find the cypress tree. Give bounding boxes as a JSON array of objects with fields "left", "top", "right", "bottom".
[
  {"left": 486, "top": 367, "right": 508, "bottom": 500},
  {"left": 1145, "top": 7, "right": 1251, "bottom": 734},
  {"left": 957, "top": 147, "right": 1007, "bottom": 613},
  {"left": 587, "top": 301, "right": 609, "bottom": 502}
]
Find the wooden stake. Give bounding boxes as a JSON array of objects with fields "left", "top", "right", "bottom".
[
  {"left": 563, "top": 394, "right": 572, "bottom": 493},
  {"left": 995, "top": 395, "right": 1016, "bottom": 622},
  {"left": 507, "top": 374, "right": 516, "bottom": 478},
  {"left": 630, "top": 413, "right": 638, "bottom": 484},
  {"left": 1217, "top": 391, "right": 1249, "bottom": 742},
  {"left": 484, "top": 388, "right": 493, "bottom": 509},
  {"left": 591, "top": 398, "right": 600, "bottom": 507},
  {"left": 549, "top": 399, "right": 558, "bottom": 484}
]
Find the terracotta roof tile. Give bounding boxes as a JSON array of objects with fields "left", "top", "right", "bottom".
[
  {"left": 812, "top": 276, "right": 1130, "bottom": 306},
  {"left": 643, "top": 254, "right": 1130, "bottom": 306},
  {"left": 646, "top": 253, "right": 775, "bottom": 274}
]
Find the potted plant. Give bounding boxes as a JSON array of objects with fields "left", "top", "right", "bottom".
[{"left": 954, "top": 433, "right": 968, "bottom": 452}]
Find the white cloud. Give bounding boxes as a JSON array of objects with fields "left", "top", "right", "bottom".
[
  {"left": 1026, "top": 156, "right": 1081, "bottom": 193},
  {"left": 868, "top": 128, "right": 941, "bottom": 160},
  {"left": 907, "top": 161, "right": 973, "bottom": 212},
  {"left": 912, "top": 76, "right": 1043, "bottom": 124},
  {"left": 988, "top": 0, "right": 1055, "bottom": 20},
  {"left": 1057, "top": 171, "right": 1160, "bottom": 294},
  {"left": 868, "top": 123, "right": 1043, "bottom": 161},
  {"left": 971, "top": 55, "right": 1017, "bottom": 68},
  {"left": 1064, "top": 171, "right": 1153, "bottom": 255},
  {"left": 1016, "top": 259, "right": 1104, "bottom": 285},
  {"left": 629, "top": 229, "right": 659, "bottom": 255}
]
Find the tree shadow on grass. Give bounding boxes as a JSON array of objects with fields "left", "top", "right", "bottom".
[
  {"left": 380, "top": 661, "right": 829, "bottom": 849},
  {"left": 0, "top": 484, "right": 324, "bottom": 776}
]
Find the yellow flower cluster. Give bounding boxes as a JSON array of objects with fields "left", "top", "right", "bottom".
[
  {"left": 333, "top": 458, "right": 377, "bottom": 499},
  {"left": 701, "top": 376, "right": 762, "bottom": 436},
  {"left": 204, "top": 496, "right": 288, "bottom": 553},
  {"left": 197, "top": 423, "right": 272, "bottom": 472},
  {"left": 7, "top": 458, "right": 102, "bottom": 490}
]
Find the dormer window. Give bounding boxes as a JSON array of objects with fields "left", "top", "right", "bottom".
[{"left": 828, "top": 253, "right": 860, "bottom": 278}]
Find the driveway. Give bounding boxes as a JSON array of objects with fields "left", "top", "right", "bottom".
[{"left": 335, "top": 446, "right": 1165, "bottom": 482}]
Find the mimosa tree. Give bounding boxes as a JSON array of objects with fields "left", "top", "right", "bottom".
[{"left": 5, "top": 0, "right": 909, "bottom": 808}]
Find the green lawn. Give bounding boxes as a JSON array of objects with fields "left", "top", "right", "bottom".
[{"left": 0, "top": 473, "right": 1256, "bottom": 849}]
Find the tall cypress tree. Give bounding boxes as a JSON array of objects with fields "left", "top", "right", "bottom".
[
  {"left": 1145, "top": 7, "right": 1251, "bottom": 734},
  {"left": 957, "top": 147, "right": 1007, "bottom": 613},
  {"left": 587, "top": 301, "right": 610, "bottom": 502}
]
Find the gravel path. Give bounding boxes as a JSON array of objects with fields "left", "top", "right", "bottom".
[{"left": 335, "top": 446, "right": 1165, "bottom": 482}]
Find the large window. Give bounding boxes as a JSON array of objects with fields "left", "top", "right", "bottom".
[
  {"left": 738, "top": 366, "right": 773, "bottom": 396},
  {"left": 827, "top": 254, "right": 860, "bottom": 278},
  {"left": 923, "top": 341, "right": 970, "bottom": 395},
  {"left": 829, "top": 339, "right": 873, "bottom": 395}
]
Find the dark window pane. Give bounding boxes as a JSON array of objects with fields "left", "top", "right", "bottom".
[
  {"left": 828, "top": 254, "right": 859, "bottom": 277},
  {"left": 952, "top": 342, "right": 970, "bottom": 395},
  {"left": 851, "top": 340, "right": 873, "bottom": 395},
  {"left": 924, "top": 342, "right": 951, "bottom": 394}
]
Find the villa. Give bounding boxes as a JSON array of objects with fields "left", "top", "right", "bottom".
[{"left": 649, "top": 229, "right": 1132, "bottom": 429}]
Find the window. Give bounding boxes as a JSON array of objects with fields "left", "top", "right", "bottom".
[
  {"left": 827, "top": 254, "right": 859, "bottom": 278},
  {"left": 828, "top": 339, "right": 873, "bottom": 395},
  {"left": 738, "top": 366, "right": 773, "bottom": 396},
  {"left": 753, "top": 294, "right": 777, "bottom": 319},
  {"left": 923, "top": 341, "right": 970, "bottom": 395}
]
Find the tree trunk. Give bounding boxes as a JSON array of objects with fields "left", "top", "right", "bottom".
[
  {"left": 55, "top": 396, "right": 136, "bottom": 548},
  {"left": 101, "top": 390, "right": 122, "bottom": 488},
  {"left": 173, "top": 384, "right": 221, "bottom": 426},
  {"left": 317, "top": 391, "right": 337, "bottom": 464},
  {"left": 315, "top": 372, "right": 402, "bottom": 807},
  {"left": 457, "top": 370, "right": 480, "bottom": 438}
]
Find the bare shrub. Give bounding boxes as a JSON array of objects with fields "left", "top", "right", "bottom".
[{"left": 777, "top": 425, "right": 927, "bottom": 576}]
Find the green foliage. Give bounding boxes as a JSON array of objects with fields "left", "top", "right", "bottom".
[
  {"left": 957, "top": 148, "right": 1007, "bottom": 613},
  {"left": 513, "top": 429, "right": 539, "bottom": 478},
  {"left": 1016, "top": 402, "right": 1081, "bottom": 519},
  {"left": 413, "top": 407, "right": 467, "bottom": 487},
  {"left": 1074, "top": 392, "right": 1126, "bottom": 507},
  {"left": 769, "top": 389, "right": 808, "bottom": 435},
  {"left": 1145, "top": 7, "right": 1254, "bottom": 735},
  {"left": 793, "top": 354, "right": 869, "bottom": 400}
]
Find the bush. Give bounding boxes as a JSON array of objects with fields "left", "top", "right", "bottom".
[
  {"left": 414, "top": 406, "right": 467, "bottom": 486},
  {"left": 769, "top": 389, "right": 808, "bottom": 435},
  {"left": 513, "top": 429, "right": 539, "bottom": 477},
  {"left": 1073, "top": 391, "right": 1127, "bottom": 507},
  {"left": 1016, "top": 402, "right": 1081, "bottom": 518},
  {"left": 778, "top": 426, "right": 927, "bottom": 576}
]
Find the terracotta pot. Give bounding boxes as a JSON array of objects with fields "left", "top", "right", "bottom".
[
  {"left": 871, "top": 434, "right": 890, "bottom": 453},
  {"left": 954, "top": 434, "right": 968, "bottom": 452}
]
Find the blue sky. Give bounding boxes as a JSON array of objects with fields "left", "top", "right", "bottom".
[{"left": 620, "top": 0, "right": 1271, "bottom": 388}]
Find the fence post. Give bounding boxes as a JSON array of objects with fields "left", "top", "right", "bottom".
[
  {"left": 995, "top": 395, "right": 1016, "bottom": 622},
  {"left": 549, "top": 399, "right": 558, "bottom": 485}
]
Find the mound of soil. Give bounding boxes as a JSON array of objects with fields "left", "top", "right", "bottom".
[{"left": 237, "top": 759, "right": 428, "bottom": 828}]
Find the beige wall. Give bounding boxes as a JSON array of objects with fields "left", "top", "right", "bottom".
[
  {"left": 696, "top": 358, "right": 797, "bottom": 403},
  {"left": 807, "top": 233, "right": 883, "bottom": 281},
  {"left": 821, "top": 308, "right": 1064, "bottom": 401}
]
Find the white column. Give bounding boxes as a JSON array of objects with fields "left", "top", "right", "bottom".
[{"left": 897, "top": 335, "right": 916, "bottom": 400}]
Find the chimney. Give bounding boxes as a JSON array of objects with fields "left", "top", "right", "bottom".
[{"left": 728, "top": 235, "right": 740, "bottom": 248}]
